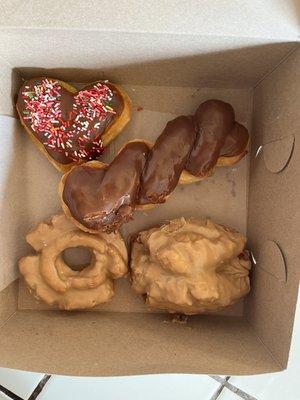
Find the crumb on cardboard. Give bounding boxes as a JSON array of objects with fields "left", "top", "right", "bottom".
[{"left": 163, "top": 314, "right": 189, "bottom": 325}]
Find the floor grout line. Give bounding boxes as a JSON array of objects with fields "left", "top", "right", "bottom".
[
  {"left": 27, "top": 375, "right": 51, "bottom": 400},
  {"left": 0, "top": 384, "right": 24, "bottom": 400},
  {"left": 222, "top": 380, "right": 258, "bottom": 400},
  {"left": 210, "top": 376, "right": 258, "bottom": 400},
  {"left": 0, "top": 373, "right": 259, "bottom": 400},
  {"left": 209, "top": 376, "right": 230, "bottom": 400},
  {"left": 210, "top": 383, "right": 225, "bottom": 400},
  {"left": 210, "top": 376, "right": 229, "bottom": 385}
]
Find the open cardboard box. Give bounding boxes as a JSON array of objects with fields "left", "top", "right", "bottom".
[{"left": 0, "top": 1, "right": 299, "bottom": 376}]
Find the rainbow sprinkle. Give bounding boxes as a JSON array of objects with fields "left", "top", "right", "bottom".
[{"left": 21, "top": 79, "right": 116, "bottom": 161}]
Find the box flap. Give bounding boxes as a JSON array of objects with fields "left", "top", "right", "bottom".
[
  {"left": 247, "top": 47, "right": 300, "bottom": 366},
  {"left": 0, "top": 59, "right": 22, "bottom": 115},
  {"left": 263, "top": 134, "right": 294, "bottom": 173},
  {"left": 0, "top": 281, "right": 18, "bottom": 326},
  {"left": 0, "top": 116, "right": 29, "bottom": 292},
  {"left": 0, "top": 311, "right": 280, "bottom": 376},
  {"left": 0, "top": 31, "right": 296, "bottom": 87},
  {"left": 0, "top": 1, "right": 299, "bottom": 40}
]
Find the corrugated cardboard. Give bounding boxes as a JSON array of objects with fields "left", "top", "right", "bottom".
[{"left": 0, "top": 1, "right": 299, "bottom": 376}]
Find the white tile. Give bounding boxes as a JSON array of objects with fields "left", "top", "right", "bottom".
[
  {"left": 0, "top": 367, "right": 44, "bottom": 399},
  {"left": 217, "top": 387, "right": 240, "bottom": 399},
  {"left": 0, "top": 394, "right": 13, "bottom": 400},
  {"left": 230, "top": 373, "right": 277, "bottom": 398},
  {"left": 257, "top": 370, "right": 298, "bottom": 400},
  {"left": 39, "top": 374, "right": 219, "bottom": 400},
  {"left": 229, "top": 370, "right": 299, "bottom": 400}
]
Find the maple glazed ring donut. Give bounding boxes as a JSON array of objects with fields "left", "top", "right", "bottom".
[
  {"left": 16, "top": 77, "right": 132, "bottom": 173},
  {"left": 18, "top": 215, "right": 128, "bottom": 310}
]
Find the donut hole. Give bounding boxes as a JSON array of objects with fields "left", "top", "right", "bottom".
[{"left": 62, "top": 246, "right": 94, "bottom": 272}]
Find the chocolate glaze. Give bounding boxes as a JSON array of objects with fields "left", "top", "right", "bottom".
[
  {"left": 17, "top": 78, "right": 124, "bottom": 164},
  {"left": 62, "top": 99, "right": 249, "bottom": 232},
  {"left": 186, "top": 100, "right": 235, "bottom": 177},
  {"left": 64, "top": 141, "right": 150, "bottom": 232},
  {"left": 139, "top": 116, "right": 196, "bottom": 204},
  {"left": 63, "top": 165, "right": 106, "bottom": 226},
  {"left": 220, "top": 122, "right": 249, "bottom": 157}
]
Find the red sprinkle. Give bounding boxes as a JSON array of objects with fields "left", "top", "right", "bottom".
[{"left": 22, "top": 79, "right": 115, "bottom": 161}]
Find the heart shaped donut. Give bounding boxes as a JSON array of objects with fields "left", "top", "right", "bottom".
[{"left": 16, "top": 78, "right": 131, "bottom": 172}]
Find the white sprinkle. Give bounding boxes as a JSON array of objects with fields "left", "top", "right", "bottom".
[
  {"left": 250, "top": 252, "right": 257, "bottom": 265},
  {"left": 255, "top": 145, "right": 263, "bottom": 158}
]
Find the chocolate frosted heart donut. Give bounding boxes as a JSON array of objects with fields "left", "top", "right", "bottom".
[
  {"left": 60, "top": 99, "right": 249, "bottom": 233},
  {"left": 16, "top": 78, "right": 131, "bottom": 172}
]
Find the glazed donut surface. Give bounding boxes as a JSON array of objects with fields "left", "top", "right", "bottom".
[
  {"left": 19, "top": 214, "right": 128, "bottom": 310},
  {"left": 130, "top": 217, "right": 251, "bottom": 315}
]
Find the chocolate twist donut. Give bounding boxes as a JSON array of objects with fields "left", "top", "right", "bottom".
[{"left": 60, "top": 99, "right": 249, "bottom": 233}]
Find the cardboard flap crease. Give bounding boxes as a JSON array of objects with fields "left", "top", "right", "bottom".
[
  {"left": 258, "top": 241, "right": 287, "bottom": 283},
  {"left": 263, "top": 134, "right": 295, "bottom": 173}
]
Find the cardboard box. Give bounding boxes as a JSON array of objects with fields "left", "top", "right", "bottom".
[{"left": 0, "top": 0, "right": 299, "bottom": 376}]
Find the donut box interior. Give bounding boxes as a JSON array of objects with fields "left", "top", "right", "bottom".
[{"left": 0, "top": 2, "right": 299, "bottom": 376}]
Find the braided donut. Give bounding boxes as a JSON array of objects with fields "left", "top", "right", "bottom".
[
  {"left": 19, "top": 214, "right": 128, "bottom": 310},
  {"left": 59, "top": 99, "right": 249, "bottom": 233}
]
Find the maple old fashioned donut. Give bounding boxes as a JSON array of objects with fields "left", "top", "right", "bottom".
[
  {"left": 19, "top": 215, "right": 128, "bottom": 310},
  {"left": 60, "top": 99, "right": 249, "bottom": 233},
  {"left": 130, "top": 217, "right": 251, "bottom": 315},
  {"left": 16, "top": 77, "right": 131, "bottom": 172}
]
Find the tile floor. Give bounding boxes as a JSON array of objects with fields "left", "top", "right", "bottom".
[
  {"left": 0, "top": 370, "right": 298, "bottom": 400},
  {"left": 0, "top": 287, "right": 298, "bottom": 400}
]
